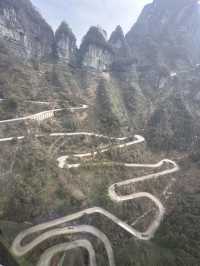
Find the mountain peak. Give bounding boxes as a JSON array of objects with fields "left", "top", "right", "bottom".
[
  {"left": 79, "top": 26, "right": 113, "bottom": 70},
  {"left": 153, "top": 0, "right": 196, "bottom": 5},
  {"left": 114, "top": 25, "right": 124, "bottom": 35},
  {"left": 80, "top": 26, "right": 112, "bottom": 53},
  {"left": 109, "top": 25, "right": 130, "bottom": 60},
  {"left": 55, "top": 21, "right": 77, "bottom": 63},
  {"left": 55, "top": 21, "right": 76, "bottom": 41},
  {"left": 109, "top": 25, "right": 125, "bottom": 44}
]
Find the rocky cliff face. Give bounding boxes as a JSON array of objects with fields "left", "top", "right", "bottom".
[
  {"left": 109, "top": 25, "right": 130, "bottom": 59},
  {"left": 0, "top": 1, "right": 121, "bottom": 68},
  {"left": 109, "top": 25, "right": 137, "bottom": 72},
  {"left": 123, "top": 0, "right": 200, "bottom": 150},
  {"left": 0, "top": 0, "right": 54, "bottom": 59},
  {"left": 55, "top": 21, "right": 77, "bottom": 63},
  {"left": 79, "top": 26, "right": 113, "bottom": 71},
  {"left": 2, "top": 0, "right": 200, "bottom": 69},
  {"left": 126, "top": 0, "right": 200, "bottom": 67}
]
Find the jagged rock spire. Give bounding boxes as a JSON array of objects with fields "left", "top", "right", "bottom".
[
  {"left": 109, "top": 25, "right": 124, "bottom": 47},
  {"left": 55, "top": 21, "right": 77, "bottom": 63},
  {"left": 55, "top": 21, "right": 76, "bottom": 43},
  {"left": 109, "top": 25, "right": 130, "bottom": 59},
  {"left": 80, "top": 26, "right": 112, "bottom": 54},
  {"left": 79, "top": 26, "right": 113, "bottom": 71}
]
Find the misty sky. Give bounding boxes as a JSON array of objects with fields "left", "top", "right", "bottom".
[{"left": 31, "top": 0, "right": 152, "bottom": 45}]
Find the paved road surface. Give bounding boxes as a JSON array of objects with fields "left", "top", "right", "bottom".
[
  {"left": 36, "top": 240, "right": 97, "bottom": 266},
  {"left": 0, "top": 104, "right": 179, "bottom": 266},
  {"left": 9, "top": 132, "right": 179, "bottom": 265},
  {"left": 11, "top": 224, "right": 115, "bottom": 266}
]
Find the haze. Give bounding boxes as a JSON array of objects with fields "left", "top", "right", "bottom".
[{"left": 31, "top": 0, "right": 152, "bottom": 44}]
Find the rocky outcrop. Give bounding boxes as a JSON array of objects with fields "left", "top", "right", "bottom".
[
  {"left": 109, "top": 25, "right": 130, "bottom": 58},
  {"left": 55, "top": 21, "right": 77, "bottom": 64},
  {"left": 0, "top": 0, "right": 54, "bottom": 59},
  {"left": 79, "top": 26, "right": 113, "bottom": 71},
  {"left": 126, "top": 0, "right": 200, "bottom": 67},
  {"left": 109, "top": 25, "right": 137, "bottom": 71}
]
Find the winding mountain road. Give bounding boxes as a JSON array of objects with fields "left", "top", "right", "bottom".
[
  {"left": 57, "top": 134, "right": 145, "bottom": 168},
  {"left": 1, "top": 59, "right": 195, "bottom": 266},
  {"left": 108, "top": 159, "right": 179, "bottom": 238},
  {"left": 10, "top": 140, "right": 179, "bottom": 266},
  {"left": 0, "top": 103, "right": 179, "bottom": 266},
  {"left": 11, "top": 225, "right": 115, "bottom": 266}
]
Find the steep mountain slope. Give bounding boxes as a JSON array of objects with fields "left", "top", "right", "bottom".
[
  {"left": 0, "top": 0, "right": 200, "bottom": 266},
  {"left": 124, "top": 0, "right": 200, "bottom": 151},
  {"left": 0, "top": 0, "right": 54, "bottom": 59},
  {"left": 126, "top": 0, "right": 200, "bottom": 67}
]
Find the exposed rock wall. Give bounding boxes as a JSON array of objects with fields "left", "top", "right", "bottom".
[
  {"left": 1, "top": 0, "right": 200, "bottom": 70},
  {"left": 0, "top": 0, "right": 54, "bottom": 59},
  {"left": 126, "top": 0, "right": 200, "bottom": 67},
  {"left": 79, "top": 26, "right": 113, "bottom": 71},
  {"left": 55, "top": 21, "right": 77, "bottom": 63},
  {"left": 81, "top": 44, "right": 113, "bottom": 71},
  {"left": 109, "top": 25, "right": 130, "bottom": 59}
]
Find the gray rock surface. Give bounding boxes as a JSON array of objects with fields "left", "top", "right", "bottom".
[
  {"left": 109, "top": 25, "right": 130, "bottom": 59},
  {"left": 0, "top": 0, "right": 54, "bottom": 60},
  {"left": 126, "top": 0, "right": 200, "bottom": 67},
  {"left": 55, "top": 21, "right": 77, "bottom": 63},
  {"left": 79, "top": 26, "right": 113, "bottom": 71}
]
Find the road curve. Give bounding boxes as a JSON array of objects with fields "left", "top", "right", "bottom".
[
  {"left": 11, "top": 224, "right": 115, "bottom": 266},
  {"left": 0, "top": 72, "right": 184, "bottom": 265},
  {"left": 108, "top": 160, "right": 179, "bottom": 238},
  {"left": 57, "top": 134, "right": 145, "bottom": 168},
  {"left": 60, "top": 157, "right": 179, "bottom": 239},
  {"left": 36, "top": 240, "right": 97, "bottom": 266},
  {"left": 14, "top": 160, "right": 176, "bottom": 241}
]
